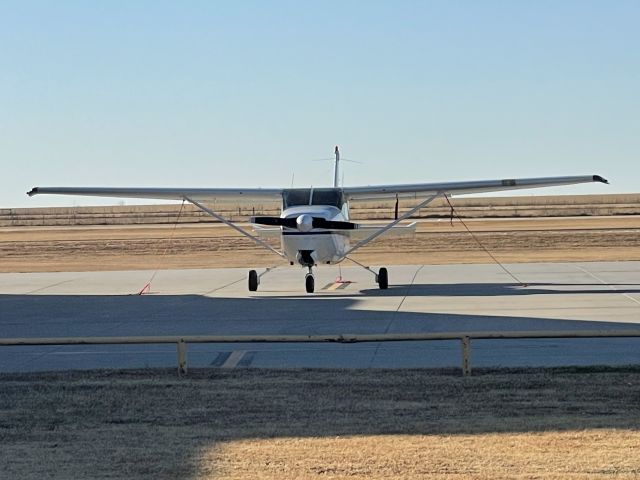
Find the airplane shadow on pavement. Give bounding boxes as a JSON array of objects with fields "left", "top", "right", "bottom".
[
  {"left": 2, "top": 283, "right": 640, "bottom": 339},
  {"left": 359, "top": 282, "right": 640, "bottom": 297}
]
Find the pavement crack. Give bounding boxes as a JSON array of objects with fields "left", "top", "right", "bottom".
[
  {"left": 26, "top": 279, "right": 75, "bottom": 295},
  {"left": 368, "top": 265, "right": 425, "bottom": 368},
  {"left": 575, "top": 265, "right": 640, "bottom": 307}
]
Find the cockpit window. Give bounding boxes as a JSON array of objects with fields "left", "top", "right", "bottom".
[
  {"left": 282, "top": 189, "right": 311, "bottom": 208},
  {"left": 312, "top": 189, "right": 344, "bottom": 208},
  {"left": 283, "top": 188, "right": 344, "bottom": 209}
]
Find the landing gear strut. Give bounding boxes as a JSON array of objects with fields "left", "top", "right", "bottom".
[
  {"left": 247, "top": 266, "right": 279, "bottom": 292},
  {"left": 344, "top": 256, "right": 390, "bottom": 290}
]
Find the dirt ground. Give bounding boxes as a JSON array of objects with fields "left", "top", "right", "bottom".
[
  {"left": 1, "top": 368, "right": 639, "bottom": 479},
  {"left": 1, "top": 216, "right": 640, "bottom": 272}
]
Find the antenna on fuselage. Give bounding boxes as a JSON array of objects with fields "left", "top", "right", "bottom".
[{"left": 333, "top": 146, "right": 340, "bottom": 188}]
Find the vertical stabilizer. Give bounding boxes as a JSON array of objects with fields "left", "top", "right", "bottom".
[{"left": 333, "top": 146, "right": 340, "bottom": 188}]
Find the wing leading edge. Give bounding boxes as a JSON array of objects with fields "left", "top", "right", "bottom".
[
  {"left": 342, "top": 175, "right": 608, "bottom": 201},
  {"left": 27, "top": 187, "right": 283, "bottom": 202}
]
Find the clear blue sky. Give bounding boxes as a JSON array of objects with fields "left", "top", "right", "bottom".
[{"left": 1, "top": 1, "right": 638, "bottom": 207}]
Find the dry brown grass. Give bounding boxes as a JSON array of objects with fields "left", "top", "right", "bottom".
[
  {"left": 207, "top": 432, "right": 640, "bottom": 479},
  {"left": 2, "top": 216, "right": 640, "bottom": 272},
  {"left": 1, "top": 368, "right": 639, "bottom": 479}
]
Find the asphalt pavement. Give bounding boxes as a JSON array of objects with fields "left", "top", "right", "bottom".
[{"left": 1, "top": 262, "right": 639, "bottom": 371}]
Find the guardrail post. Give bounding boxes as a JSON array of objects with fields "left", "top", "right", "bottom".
[
  {"left": 177, "top": 339, "right": 187, "bottom": 376},
  {"left": 461, "top": 336, "right": 471, "bottom": 376}
]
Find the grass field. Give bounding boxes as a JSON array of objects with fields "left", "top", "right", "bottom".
[
  {"left": 2, "top": 215, "right": 640, "bottom": 272},
  {"left": 2, "top": 193, "right": 640, "bottom": 272},
  {"left": 1, "top": 367, "right": 639, "bottom": 479}
]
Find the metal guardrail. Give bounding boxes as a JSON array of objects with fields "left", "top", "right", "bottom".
[{"left": 2, "top": 329, "right": 640, "bottom": 376}]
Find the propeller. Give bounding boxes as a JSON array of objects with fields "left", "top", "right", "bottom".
[{"left": 251, "top": 215, "right": 358, "bottom": 230}]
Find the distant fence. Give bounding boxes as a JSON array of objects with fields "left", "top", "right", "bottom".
[
  {"left": 4, "top": 193, "right": 640, "bottom": 226},
  {"left": 3, "top": 330, "right": 640, "bottom": 376}
]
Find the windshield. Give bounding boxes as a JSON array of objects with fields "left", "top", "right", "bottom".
[{"left": 283, "top": 188, "right": 344, "bottom": 209}]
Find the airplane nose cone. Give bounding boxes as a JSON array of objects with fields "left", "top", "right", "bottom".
[{"left": 296, "top": 214, "right": 314, "bottom": 232}]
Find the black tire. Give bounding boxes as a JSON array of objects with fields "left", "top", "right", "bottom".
[
  {"left": 248, "top": 270, "right": 258, "bottom": 291},
  {"left": 305, "top": 274, "right": 315, "bottom": 293},
  {"left": 378, "top": 267, "right": 388, "bottom": 289}
]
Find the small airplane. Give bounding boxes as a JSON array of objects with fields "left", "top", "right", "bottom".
[{"left": 28, "top": 147, "right": 608, "bottom": 293}]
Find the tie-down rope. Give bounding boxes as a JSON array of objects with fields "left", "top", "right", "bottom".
[
  {"left": 444, "top": 195, "right": 527, "bottom": 287},
  {"left": 138, "top": 200, "right": 186, "bottom": 294}
]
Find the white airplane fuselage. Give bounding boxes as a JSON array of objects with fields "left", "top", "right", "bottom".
[{"left": 280, "top": 205, "right": 350, "bottom": 266}]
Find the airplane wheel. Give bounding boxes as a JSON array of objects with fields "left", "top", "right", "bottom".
[
  {"left": 378, "top": 267, "right": 388, "bottom": 290},
  {"left": 305, "top": 274, "right": 315, "bottom": 293},
  {"left": 248, "top": 270, "right": 258, "bottom": 291}
]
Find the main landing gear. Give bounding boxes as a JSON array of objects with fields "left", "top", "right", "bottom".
[
  {"left": 248, "top": 265, "right": 387, "bottom": 293},
  {"left": 247, "top": 266, "right": 279, "bottom": 292},
  {"left": 248, "top": 269, "right": 259, "bottom": 291},
  {"left": 347, "top": 256, "right": 389, "bottom": 290},
  {"left": 377, "top": 267, "right": 388, "bottom": 290}
]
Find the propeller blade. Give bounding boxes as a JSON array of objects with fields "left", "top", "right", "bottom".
[
  {"left": 251, "top": 216, "right": 297, "bottom": 228},
  {"left": 312, "top": 218, "right": 358, "bottom": 230}
]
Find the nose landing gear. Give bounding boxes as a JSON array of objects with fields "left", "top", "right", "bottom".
[{"left": 305, "top": 267, "right": 315, "bottom": 293}]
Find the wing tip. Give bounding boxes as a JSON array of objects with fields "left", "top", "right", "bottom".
[
  {"left": 27, "top": 187, "right": 38, "bottom": 197},
  {"left": 593, "top": 175, "right": 609, "bottom": 184}
]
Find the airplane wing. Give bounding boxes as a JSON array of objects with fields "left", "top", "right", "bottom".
[
  {"left": 342, "top": 175, "right": 608, "bottom": 201},
  {"left": 338, "top": 174, "right": 608, "bottom": 258},
  {"left": 28, "top": 175, "right": 607, "bottom": 203},
  {"left": 27, "top": 174, "right": 608, "bottom": 263},
  {"left": 27, "top": 187, "right": 283, "bottom": 202}
]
